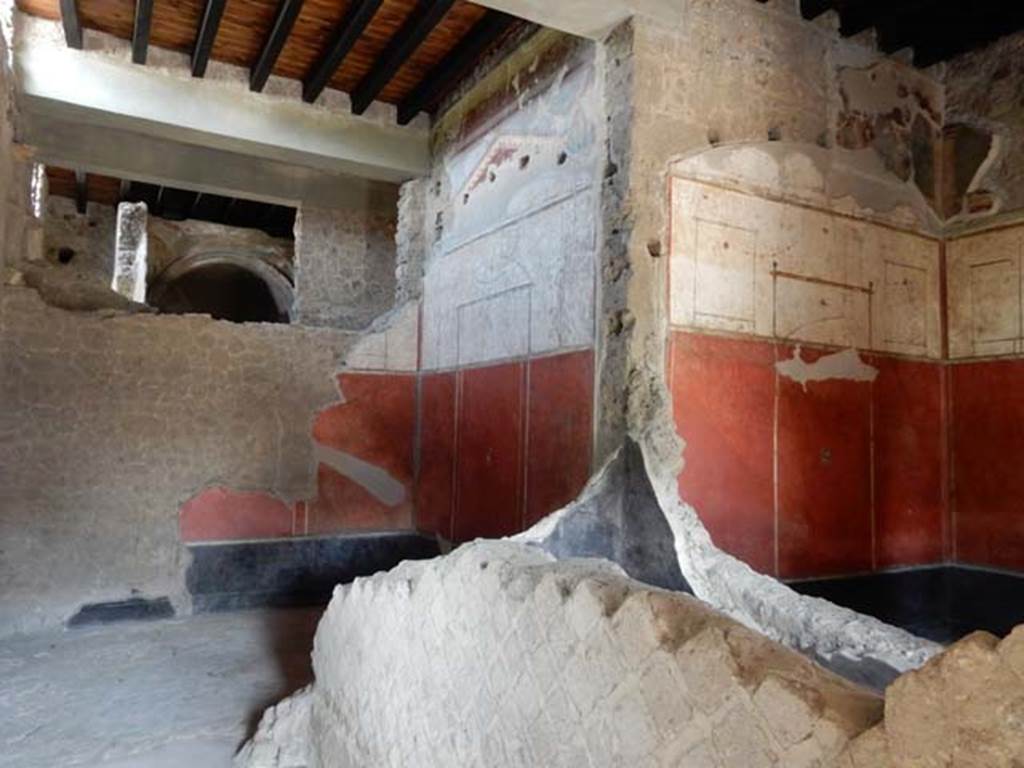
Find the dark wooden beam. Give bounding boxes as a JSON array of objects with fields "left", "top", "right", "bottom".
[
  {"left": 131, "top": 0, "right": 154, "bottom": 64},
  {"left": 302, "top": 0, "right": 383, "bottom": 103},
  {"left": 251, "top": 0, "right": 305, "bottom": 92},
  {"left": 59, "top": 0, "right": 82, "bottom": 49},
  {"left": 74, "top": 170, "right": 87, "bottom": 214},
  {"left": 192, "top": 0, "right": 228, "bottom": 78},
  {"left": 118, "top": 178, "right": 131, "bottom": 203},
  {"left": 350, "top": 0, "right": 456, "bottom": 116},
  {"left": 397, "top": 10, "right": 516, "bottom": 125}
]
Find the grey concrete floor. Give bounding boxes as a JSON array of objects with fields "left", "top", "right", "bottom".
[{"left": 0, "top": 608, "right": 321, "bottom": 767}]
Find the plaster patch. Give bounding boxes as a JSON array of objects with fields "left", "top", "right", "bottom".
[
  {"left": 775, "top": 346, "right": 878, "bottom": 390},
  {"left": 313, "top": 444, "right": 406, "bottom": 507}
]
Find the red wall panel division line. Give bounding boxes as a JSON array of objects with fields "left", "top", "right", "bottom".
[
  {"left": 951, "top": 360, "right": 1024, "bottom": 571},
  {"left": 525, "top": 350, "right": 595, "bottom": 529},
  {"left": 453, "top": 361, "right": 526, "bottom": 541},
  {"left": 670, "top": 331, "right": 777, "bottom": 575},
  {"left": 870, "top": 355, "right": 945, "bottom": 568},
  {"left": 777, "top": 352, "right": 874, "bottom": 579},
  {"left": 416, "top": 371, "right": 458, "bottom": 539}
]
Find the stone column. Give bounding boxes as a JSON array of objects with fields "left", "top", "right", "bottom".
[{"left": 112, "top": 201, "right": 148, "bottom": 303}]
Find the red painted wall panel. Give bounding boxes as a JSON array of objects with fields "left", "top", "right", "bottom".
[
  {"left": 777, "top": 351, "right": 873, "bottom": 579},
  {"left": 670, "top": 331, "right": 952, "bottom": 579},
  {"left": 525, "top": 351, "right": 595, "bottom": 528},
  {"left": 670, "top": 331, "right": 776, "bottom": 575},
  {"left": 454, "top": 362, "right": 526, "bottom": 541},
  {"left": 308, "top": 465, "right": 412, "bottom": 534},
  {"left": 180, "top": 487, "right": 293, "bottom": 543},
  {"left": 417, "top": 372, "right": 457, "bottom": 538},
  {"left": 952, "top": 360, "right": 1024, "bottom": 570},
  {"left": 308, "top": 372, "right": 417, "bottom": 535},
  {"left": 313, "top": 373, "right": 416, "bottom": 488},
  {"left": 872, "top": 356, "right": 945, "bottom": 568}
]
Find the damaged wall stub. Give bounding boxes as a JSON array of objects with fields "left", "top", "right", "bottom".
[
  {"left": 238, "top": 539, "right": 884, "bottom": 768},
  {"left": 111, "top": 201, "right": 148, "bottom": 304}
]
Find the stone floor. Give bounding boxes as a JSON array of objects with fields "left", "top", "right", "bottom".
[{"left": 0, "top": 608, "right": 321, "bottom": 767}]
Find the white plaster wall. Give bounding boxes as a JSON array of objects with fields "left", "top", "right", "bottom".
[
  {"left": 670, "top": 177, "right": 943, "bottom": 358},
  {"left": 948, "top": 223, "right": 1024, "bottom": 359},
  {"left": 421, "top": 55, "right": 601, "bottom": 371}
]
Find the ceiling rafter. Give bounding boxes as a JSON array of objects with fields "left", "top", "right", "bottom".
[
  {"left": 397, "top": 9, "right": 515, "bottom": 125},
  {"left": 29, "top": 0, "right": 526, "bottom": 122},
  {"left": 131, "top": 0, "right": 154, "bottom": 64},
  {"left": 302, "top": 0, "right": 384, "bottom": 104},
  {"left": 350, "top": 0, "right": 456, "bottom": 115},
  {"left": 74, "top": 169, "right": 87, "bottom": 214},
  {"left": 57, "top": 0, "right": 81, "bottom": 49},
  {"left": 250, "top": 0, "right": 305, "bottom": 93},
  {"left": 191, "top": 0, "right": 228, "bottom": 78}
]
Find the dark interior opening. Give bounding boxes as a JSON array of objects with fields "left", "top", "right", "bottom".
[{"left": 150, "top": 262, "right": 288, "bottom": 323}]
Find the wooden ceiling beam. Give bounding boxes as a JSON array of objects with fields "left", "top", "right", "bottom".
[
  {"left": 396, "top": 10, "right": 516, "bottom": 125},
  {"left": 250, "top": 0, "right": 305, "bottom": 93},
  {"left": 302, "top": 0, "right": 383, "bottom": 104},
  {"left": 58, "top": 0, "right": 82, "bottom": 49},
  {"left": 132, "top": 0, "right": 154, "bottom": 64},
  {"left": 74, "top": 170, "right": 87, "bottom": 214},
  {"left": 192, "top": 0, "right": 228, "bottom": 78},
  {"left": 350, "top": 0, "right": 456, "bottom": 116}
]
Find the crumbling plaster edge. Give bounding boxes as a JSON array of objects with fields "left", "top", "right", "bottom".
[{"left": 517, "top": 435, "right": 941, "bottom": 679}]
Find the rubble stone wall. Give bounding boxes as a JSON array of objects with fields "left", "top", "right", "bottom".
[
  {"left": 0, "top": 287, "right": 358, "bottom": 636},
  {"left": 293, "top": 203, "right": 398, "bottom": 330},
  {"left": 841, "top": 628, "right": 1024, "bottom": 767}
]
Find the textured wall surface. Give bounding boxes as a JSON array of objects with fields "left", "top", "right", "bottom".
[
  {"left": 416, "top": 349, "right": 594, "bottom": 542},
  {"left": 947, "top": 223, "right": 1024, "bottom": 359},
  {"left": 945, "top": 222, "right": 1024, "bottom": 572},
  {"left": 945, "top": 30, "right": 1024, "bottom": 221},
  {"left": 604, "top": 0, "right": 947, "bottom": 543},
  {"left": 420, "top": 45, "right": 600, "bottom": 372},
  {"left": 411, "top": 34, "right": 602, "bottom": 543},
  {"left": 43, "top": 196, "right": 117, "bottom": 290},
  {"left": 670, "top": 178, "right": 943, "bottom": 358},
  {"left": 842, "top": 628, "right": 1024, "bottom": 767},
  {"left": 293, "top": 204, "right": 398, "bottom": 330},
  {"left": 670, "top": 331, "right": 946, "bottom": 579},
  {"left": 242, "top": 540, "right": 883, "bottom": 768},
  {"left": 0, "top": 287, "right": 357, "bottom": 635},
  {"left": 667, "top": 176, "right": 946, "bottom": 579}
]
